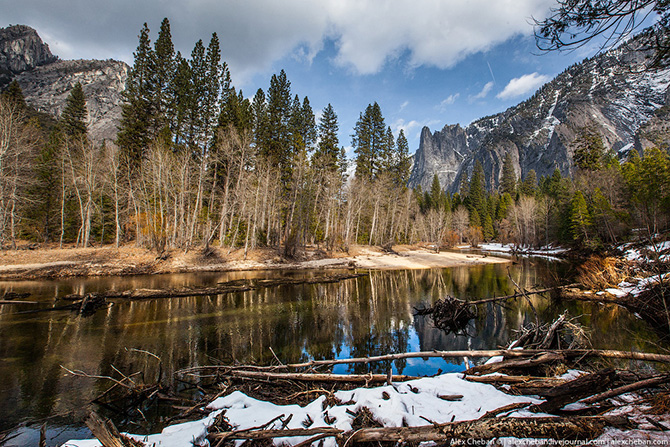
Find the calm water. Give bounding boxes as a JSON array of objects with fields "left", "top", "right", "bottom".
[{"left": 0, "top": 260, "right": 660, "bottom": 445}]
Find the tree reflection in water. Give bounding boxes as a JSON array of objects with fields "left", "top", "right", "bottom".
[{"left": 0, "top": 261, "right": 660, "bottom": 434}]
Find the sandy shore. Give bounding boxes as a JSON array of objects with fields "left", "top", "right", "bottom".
[{"left": 0, "top": 244, "right": 509, "bottom": 280}]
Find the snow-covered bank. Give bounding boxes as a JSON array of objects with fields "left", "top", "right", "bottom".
[
  {"left": 62, "top": 367, "right": 670, "bottom": 447},
  {"left": 62, "top": 372, "right": 547, "bottom": 447},
  {"left": 479, "top": 243, "right": 567, "bottom": 260}
]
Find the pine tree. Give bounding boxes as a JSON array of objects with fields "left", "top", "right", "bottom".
[
  {"left": 353, "top": 102, "right": 386, "bottom": 181},
  {"left": 263, "top": 70, "right": 292, "bottom": 173},
  {"left": 570, "top": 190, "right": 591, "bottom": 242},
  {"left": 60, "top": 82, "right": 88, "bottom": 140},
  {"left": 519, "top": 170, "right": 537, "bottom": 196},
  {"left": 171, "top": 52, "right": 192, "bottom": 147},
  {"left": 573, "top": 127, "right": 605, "bottom": 171},
  {"left": 251, "top": 88, "right": 267, "bottom": 146},
  {"left": 500, "top": 151, "right": 516, "bottom": 195},
  {"left": 394, "top": 129, "right": 411, "bottom": 187},
  {"left": 314, "top": 103, "right": 340, "bottom": 173},
  {"left": 117, "top": 22, "right": 154, "bottom": 171},
  {"left": 468, "top": 160, "right": 487, "bottom": 220},
  {"left": 150, "top": 17, "right": 175, "bottom": 141},
  {"left": 430, "top": 174, "right": 443, "bottom": 210},
  {"left": 1, "top": 81, "right": 26, "bottom": 109}
]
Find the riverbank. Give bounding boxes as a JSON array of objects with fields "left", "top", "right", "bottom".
[{"left": 0, "top": 243, "right": 509, "bottom": 280}]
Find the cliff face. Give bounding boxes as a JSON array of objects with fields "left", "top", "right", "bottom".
[
  {"left": 410, "top": 35, "right": 670, "bottom": 192},
  {"left": 15, "top": 59, "right": 128, "bottom": 142},
  {"left": 0, "top": 25, "right": 128, "bottom": 143},
  {"left": 0, "top": 25, "right": 57, "bottom": 86}
]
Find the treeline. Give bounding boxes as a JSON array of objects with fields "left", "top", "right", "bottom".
[
  {"left": 418, "top": 127, "right": 670, "bottom": 251},
  {"left": 1, "top": 19, "right": 669, "bottom": 254}
]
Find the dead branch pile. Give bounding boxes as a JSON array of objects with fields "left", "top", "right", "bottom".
[
  {"left": 513, "top": 311, "right": 590, "bottom": 351},
  {"left": 415, "top": 295, "right": 476, "bottom": 334}
]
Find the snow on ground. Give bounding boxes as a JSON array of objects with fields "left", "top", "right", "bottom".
[
  {"left": 625, "top": 240, "right": 670, "bottom": 262},
  {"left": 61, "top": 373, "right": 544, "bottom": 447},
  {"left": 59, "top": 368, "right": 668, "bottom": 447}
]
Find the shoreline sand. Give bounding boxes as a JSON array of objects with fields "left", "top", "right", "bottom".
[{"left": 0, "top": 244, "right": 510, "bottom": 280}]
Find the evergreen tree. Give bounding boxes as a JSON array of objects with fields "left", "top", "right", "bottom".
[
  {"left": 263, "top": 70, "right": 292, "bottom": 173},
  {"left": 171, "top": 52, "right": 192, "bottom": 147},
  {"left": 314, "top": 103, "right": 340, "bottom": 173},
  {"left": 570, "top": 190, "right": 591, "bottom": 242},
  {"left": 217, "top": 87, "right": 252, "bottom": 135},
  {"left": 429, "top": 174, "right": 443, "bottom": 210},
  {"left": 1, "top": 81, "right": 26, "bottom": 109},
  {"left": 353, "top": 102, "right": 386, "bottom": 181},
  {"left": 117, "top": 22, "right": 154, "bottom": 170},
  {"left": 60, "top": 82, "right": 88, "bottom": 140},
  {"left": 394, "top": 129, "right": 411, "bottom": 187},
  {"left": 500, "top": 151, "right": 516, "bottom": 195},
  {"left": 468, "top": 160, "right": 487, "bottom": 219},
  {"left": 573, "top": 127, "right": 605, "bottom": 171},
  {"left": 519, "top": 170, "right": 537, "bottom": 196},
  {"left": 150, "top": 17, "right": 176, "bottom": 141},
  {"left": 251, "top": 88, "right": 267, "bottom": 146}
]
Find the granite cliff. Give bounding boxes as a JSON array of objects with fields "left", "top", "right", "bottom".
[
  {"left": 0, "top": 25, "right": 128, "bottom": 143},
  {"left": 410, "top": 34, "right": 670, "bottom": 192}
]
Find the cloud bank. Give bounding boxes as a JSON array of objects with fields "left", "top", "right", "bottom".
[{"left": 4, "top": 0, "right": 554, "bottom": 81}]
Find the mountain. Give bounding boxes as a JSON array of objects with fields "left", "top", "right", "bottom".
[
  {"left": 0, "top": 25, "right": 128, "bottom": 143},
  {"left": 410, "top": 33, "right": 670, "bottom": 192}
]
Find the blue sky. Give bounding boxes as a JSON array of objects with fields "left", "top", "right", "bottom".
[{"left": 3, "top": 0, "right": 641, "bottom": 155}]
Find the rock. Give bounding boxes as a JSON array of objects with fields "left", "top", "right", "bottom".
[
  {"left": 0, "top": 25, "right": 128, "bottom": 144},
  {"left": 15, "top": 59, "right": 128, "bottom": 143},
  {"left": 0, "top": 24, "right": 57, "bottom": 85}
]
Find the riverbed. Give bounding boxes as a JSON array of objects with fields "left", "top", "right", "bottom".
[{"left": 0, "top": 259, "right": 661, "bottom": 446}]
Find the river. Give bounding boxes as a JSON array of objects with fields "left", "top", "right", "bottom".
[{"left": 0, "top": 259, "right": 660, "bottom": 446}]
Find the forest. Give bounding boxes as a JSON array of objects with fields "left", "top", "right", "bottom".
[{"left": 1, "top": 18, "right": 670, "bottom": 256}]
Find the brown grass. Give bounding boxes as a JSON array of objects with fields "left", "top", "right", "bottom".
[{"left": 577, "top": 256, "right": 631, "bottom": 290}]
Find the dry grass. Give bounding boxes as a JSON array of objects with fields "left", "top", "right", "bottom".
[{"left": 577, "top": 256, "right": 631, "bottom": 290}]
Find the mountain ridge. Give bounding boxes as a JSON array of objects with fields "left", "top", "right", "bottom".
[{"left": 410, "top": 33, "right": 670, "bottom": 192}]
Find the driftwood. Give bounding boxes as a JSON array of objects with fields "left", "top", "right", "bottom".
[
  {"left": 178, "top": 348, "right": 670, "bottom": 376},
  {"left": 207, "top": 415, "right": 628, "bottom": 444},
  {"left": 581, "top": 373, "right": 670, "bottom": 405},
  {"left": 0, "top": 300, "right": 38, "bottom": 305},
  {"left": 192, "top": 368, "right": 421, "bottom": 383},
  {"left": 530, "top": 369, "right": 617, "bottom": 413},
  {"left": 464, "top": 352, "right": 566, "bottom": 376},
  {"left": 85, "top": 412, "right": 144, "bottom": 447}
]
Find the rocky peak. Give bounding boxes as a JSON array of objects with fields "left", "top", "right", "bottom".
[
  {"left": 0, "top": 24, "right": 128, "bottom": 143},
  {"left": 0, "top": 25, "right": 56, "bottom": 86}
]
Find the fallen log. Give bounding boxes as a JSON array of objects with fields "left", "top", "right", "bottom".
[
  {"left": 464, "top": 375, "right": 567, "bottom": 385},
  {"left": 464, "top": 352, "right": 565, "bottom": 376},
  {"left": 348, "top": 415, "right": 629, "bottom": 443},
  {"left": 207, "top": 416, "right": 629, "bottom": 444},
  {"left": 85, "top": 412, "right": 144, "bottom": 447},
  {"left": 0, "top": 300, "right": 38, "bottom": 305},
  {"left": 177, "top": 348, "right": 670, "bottom": 375},
  {"left": 581, "top": 373, "right": 670, "bottom": 405},
  {"left": 192, "top": 369, "right": 421, "bottom": 383},
  {"left": 62, "top": 273, "right": 368, "bottom": 302},
  {"left": 530, "top": 369, "right": 617, "bottom": 413}
]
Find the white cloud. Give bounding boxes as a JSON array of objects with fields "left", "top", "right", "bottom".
[
  {"left": 496, "top": 72, "right": 550, "bottom": 100},
  {"left": 399, "top": 100, "right": 410, "bottom": 112},
  {"left": 4, "top": 0, "right": 555, "bottom": 79},
  {"left": 439, "top": 94, "right": 460, "bottom": 111},
  {"left": 470, "top": 81, "right": 494, "bottom": 101}
]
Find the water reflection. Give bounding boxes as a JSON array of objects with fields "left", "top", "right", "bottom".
[{"left": 0, "top": 261, "right": 660, "bottom": 440}]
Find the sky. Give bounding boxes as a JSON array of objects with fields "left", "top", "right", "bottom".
[{"left": 3, "top": 0, "right": 635, "bottom": 155}]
